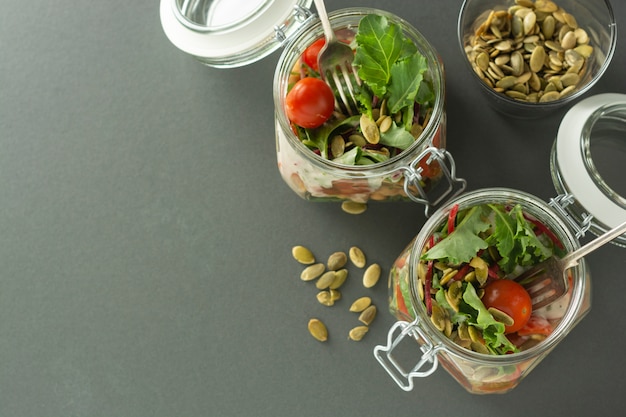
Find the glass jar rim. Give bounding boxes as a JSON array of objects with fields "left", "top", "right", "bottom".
[{"left": 407, "top": 188, "right": 588, "bottom": 362}]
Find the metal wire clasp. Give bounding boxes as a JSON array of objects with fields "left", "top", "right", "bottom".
[
  {"left": 274, "top": 5, "right": 314, "bottom": 44},
  {"left": 549, "top": 193, "right": 593, "bottom": 238},
  {"left": 401, "top": 147, "right": 467, "bottom": 217},
  {"left": 373, "top": 319, "right": 441, "bottom": 391}
]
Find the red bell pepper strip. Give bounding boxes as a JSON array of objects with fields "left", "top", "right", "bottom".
[
  {"left": 447, "top": 204, "right": 459, "bottom": 235},
  {"left": 425, "top": 260, "right": 433, "bottom": 315}
]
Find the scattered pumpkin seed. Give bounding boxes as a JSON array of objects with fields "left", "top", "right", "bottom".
[
  {"left": 348, "top": 246, "right": 366, "bottom": 268},
  {"left": 349, "top": 296, "right": 372, "bottom": 313},
  {"left": 341, "top": 201, "right": 367, "bottom": 215},
  {"left": 316, "top": 271, "right": 337, "bottom": 290},
  {"left": 316, "top": 290, "right": 334, "bottom": 306},
  {"left": 292, "top": 245, "right": 315, "bottom": 264},
  {"left": 308, "top": 318, "right": 328, "bottom": 342},
  {"left": 330, "top": 289, "right": 342, "bottom": 302},
  {"left": 329, "top": 268, "right": 348, "bottom": 290},
  {"left": 358, "top": 305, "right": 377, "bottom": 326},
  {"left": 348, "top": 325, "right": 369, "bottom": 341},
  {"left": 327, "top": 251, "right": 348, "bottom": 271},
  {"left": 300, "top": 263, "right": 325, "bottom": 281},
  {"left": 363, "top": 263, "right": 381, "bottom": 288}
]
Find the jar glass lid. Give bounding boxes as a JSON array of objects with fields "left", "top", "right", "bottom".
[
  {"left": 160, "top": 0, "right": 313, "bottom": 68},
  {"left": 555, "top": 93, "right": 626, "bottom": 230}
]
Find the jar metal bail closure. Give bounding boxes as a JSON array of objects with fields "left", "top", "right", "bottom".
[{"left": 401, "top": 147, "right": 467, "bottom": 217}]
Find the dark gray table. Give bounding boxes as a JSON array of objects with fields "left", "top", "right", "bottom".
[{"left": 1, "top": 1, "right": 625, "bottom": 416}]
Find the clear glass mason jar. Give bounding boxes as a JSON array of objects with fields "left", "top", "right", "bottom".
[
  {"left": 273, "top": 8, "right": 465, "bottom": 214},
  {"left": 375, "top": 188, "right": 592, "bottom": 394}
]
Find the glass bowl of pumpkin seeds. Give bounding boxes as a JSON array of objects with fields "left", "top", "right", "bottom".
[{"left": 458, "top": 0, "right": 617, "bottom": 117}]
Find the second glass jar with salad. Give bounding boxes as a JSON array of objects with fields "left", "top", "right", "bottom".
[
  {"left": 273, "top": 8, "right": 466, "bottom": 214},
  {"left": 374, "top": 94, "right": 626, "bottom": 395}
]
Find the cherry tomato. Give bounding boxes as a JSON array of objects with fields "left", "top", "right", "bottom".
[
  {"left": 285, "top": 77, "right": 335, "bottom": 129},
  {"left": 302, "top": 38, "right": 325, "bottom": 72},
  {"left": 482, "top": 279, "right": 532, "bottom": 334}
]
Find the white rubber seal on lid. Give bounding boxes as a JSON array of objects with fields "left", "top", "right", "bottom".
[
  {"left": 160, "top": 0, "right": 311, "bottom": 67},
  {"left": 555, "top": 93, "right": 626, "bottom": 228}
]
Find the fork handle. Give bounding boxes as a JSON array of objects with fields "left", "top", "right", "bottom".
[
  {"left": 313, "top": 0, "right": 337, "bottom": 43},
  {"left": 562, "top": 220, "right": 626, "bottom": 269}
]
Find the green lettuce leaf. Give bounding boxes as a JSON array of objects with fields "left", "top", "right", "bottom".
[
  {"left": 387, "top": 53, "right": 428, "bottom": 114},
  {"left": 379, "top": 121, "right": 416, "bottom": 150},
  {"left": 422, "top": 205, "right": 491, "bottom": 264},
  {"left": 487, "top": 204, "right": 553, "bottom": 273},
  {"left": 354, "top": 15, "right": 405, "bottom": 97}
]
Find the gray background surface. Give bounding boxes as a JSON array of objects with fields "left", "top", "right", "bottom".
[{"left": 1, "top": 0, "right": 625, "bottom": 416}]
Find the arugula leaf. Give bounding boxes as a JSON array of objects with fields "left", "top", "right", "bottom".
[
  {"left": 487, "top": 204, "right": 553, "bottom": 273},
  {"left": 379, "top": 121, "right": 416, "bottom": 150},
  {"left": 422, "top": 205, "right": 491, "bottom": 264},
  {"left": 387, "top": 53, "right": 428, "bottom": 114},
  {"left": 354, "top": 14, "right": 405, "bottom": 97}
]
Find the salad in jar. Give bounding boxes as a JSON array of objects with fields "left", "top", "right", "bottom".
[
  {"left": 390, "top": 202, "right": 571, "bottom": 355},
  {"left": 276, "top": 12, "right": 447, "bottom": 204}
]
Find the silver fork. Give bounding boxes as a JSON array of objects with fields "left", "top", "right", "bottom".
[
  {"left": 513, "top": 220, "right": 626, "bottom": 309},
  {"left": 313, "top": 0, "right": 360, "bottom": 115}
]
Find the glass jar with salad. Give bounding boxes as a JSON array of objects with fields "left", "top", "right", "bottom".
[
  {"left": 374, "top": 188, "right": 592, "bottom": 394},
  {"left": 273, "top": 8, "right": 465, "bottom": 214},
  {"left": 373, "top": 93, "right": 626, "bottom": 395}
]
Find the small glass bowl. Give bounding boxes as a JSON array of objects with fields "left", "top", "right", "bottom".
[{"left": 457, "top": 0, "right": 617, "bottom": 118}]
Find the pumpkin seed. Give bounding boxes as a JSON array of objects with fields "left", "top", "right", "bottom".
[
  {"left": 330, "top": 135, "right": 345, "bottom": 158},
  {"left": 348, "top": 325, "right": 369, "bottom": 341},
  {"left": 542, "top": 15, "right": 556, "bottom": 38},
  {"left": 292, "top": 245, "right": 315, "bottom": 264},
  {"left": 539, "top": 90, "right": 561, "bottom": 102},
  {"left": 348, "top": 134, "right": 367, "bottom": 147},
  {"left": 317, "top": 290, "right": 334, "bottom": 306},
  {"left": 316, "top": 271, "right": 337, "bottom": 289},
  {"left": 378, "top": 115, "right": 393, "bottom": 133},
  {"left": 363, "top": 263, "right": 381, "bottom": 288},
  {"left": 308, "top": 318, "right": 328, "bottom": 342},
  {"left": 300, "top": 263, "right": 325, "bottom": 281},
  {"left": 341, "top": 201, "right": 367, "bottom": 215},
  {"left": 445, "top": 281, "right": 464, "bottom": 312},
  {"left": 358, "top": 305, "right": 377, "bottom": 326},
  {"left": 523, "top": 11, "right": 536, "bottom": 35},
  {"left": 529, "top": 45, "right": 546, "bottom": 72},
  {"left": 327, "top": 251, "right": 347, "bottom": 271},
  {"left": 360, "top": 114, "right": 380, "bottom": 144},
  {"left": 350, "top": 296, "right": 372, "bottom": 312},
  {"left": 488, "top": 307, "right": 515, "bottom": 326},
  {"left": 561, "top": 30, "right": 577, "bottom": 50},
  {"left": 430, "top": 303, "right": 449, "bottom": 332},
  {"left": 329, "top": 268, "right": 348, "bottom": 289},
  {"left": 348, "top": 246, "right": 366, "bottom": 268},
  {"left": 330, "top": 289, "right": 342, "bottom": 302}
]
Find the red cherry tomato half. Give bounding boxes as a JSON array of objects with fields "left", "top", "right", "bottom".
[
  {"left": 302, "top": 38, "right": 326, "bottom": 72},
  {"left": 482, "top": 279, "right": 532, "bottom": 334},
  {"left": 285, "top": 77, "right": 335, "bottom": 129}
]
